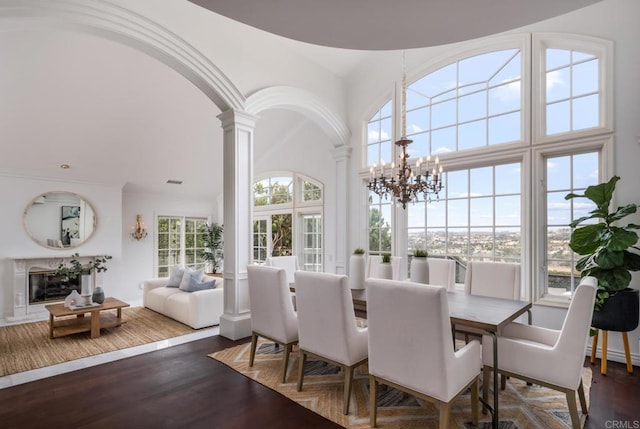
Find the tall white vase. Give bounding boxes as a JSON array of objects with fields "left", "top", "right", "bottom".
[
  {"left": 375, "top": 263, "right": 393, "bottom": 280},
  {"left": 349, "top": 254, "right": 366, "bottom": 290},
  {"left": 80, "top": 274, "right": 93, "bottom": 306},
  {"left": 410, "top": 257, "right": 430, "bottom": 284},
  {"left": 80, "top": 274, "right": 93, "bottom": 296}
]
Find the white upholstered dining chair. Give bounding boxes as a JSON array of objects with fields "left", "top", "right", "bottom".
[
  {"left": 427, "top": 257, "right": 456, "bottom": 291},
  {"left": 265, "top": 255, "right": 299, "bottom": 285},
  {"left": 464, "top": 261, "right": 521, "bottom": 299},
  {"left": 367, "top": 278, "right": 481, "bottom": 428},
  {"left": 294, "top": 271, "right": 368, "bottom": 415},
  {"left": 482, "top": 276, "right": 597, "bottom": 429},
  {"left": 247, "top": 265, "right": 299, "bottom": 383}
]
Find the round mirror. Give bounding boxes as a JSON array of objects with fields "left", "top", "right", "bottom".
[{"left": 23, "top": 191, "right": 97, "bottom": 249}]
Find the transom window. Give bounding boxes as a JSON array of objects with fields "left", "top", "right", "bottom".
[
  {"left": 545, "top": 49, "right": 599, "bottom": 135},
  {"left": 405, "top": 49, "right": 522, "bottom": 157}
]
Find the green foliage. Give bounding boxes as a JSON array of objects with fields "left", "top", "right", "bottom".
[
  {"left": 202, "top": 222, "right": 224, "bottom": 273},
  {"left": 369, "top": 207, "right": 391, "bottom": 252},
  {"left": 271, "top": 214, "right": 292, "bottom": 256},
  {"left": 381, "top": 254, "right": 391, "bottom": 264},
  {"left": 565, "top": 176, "right": 640, "bottom": 309},
  {"left": 254, "top": 181, "right": 292, "bottom": 206},
  {"left": 353, "top": 248, "right": 365, "bottom": 255},
  {"left": 413, "top": 249, "right": 428, "bottom": 258},
  {"left": 55, "top": 253, "right": 112, "bottom": 281}
]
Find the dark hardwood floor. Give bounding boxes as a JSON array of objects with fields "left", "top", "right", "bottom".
[{"left": 0, "top": 335, "right": 637, "bottom": 428}]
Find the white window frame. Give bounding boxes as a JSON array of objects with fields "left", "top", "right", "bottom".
[
  {"left": 253, "top": 172, "right": 324, "bottom": 270},
  {"left": 532, "top": 33, "right": 614, "bottom": 145},
  {"left": 532, "top": 135, "right": 613, "bottom": 307},
  {"left": 154, "top": 213, "right": 209, "bottom": 277}
]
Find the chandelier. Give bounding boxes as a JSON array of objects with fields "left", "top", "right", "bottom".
[{"left": 366, "top": 51, "right": 443, "bottom": 209}]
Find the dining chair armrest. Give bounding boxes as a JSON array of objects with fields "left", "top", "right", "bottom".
[
  {"left": 449, "top": 339, "right": 481, "bottom": 398},
  {"left": 501, "top": 322, "right": 560, "bottom": 347}
]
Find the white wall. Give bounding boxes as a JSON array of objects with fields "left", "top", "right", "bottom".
[
  {"left": 0, "top": 175, "right": 122, "bottom": 318},
  {"left": 121, "top": 191, "right": 218, "bottom": 301}
]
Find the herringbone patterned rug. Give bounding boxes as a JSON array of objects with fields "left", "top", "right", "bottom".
[{"left": 209, "top": 339, "right": 591, "bottom": 428}]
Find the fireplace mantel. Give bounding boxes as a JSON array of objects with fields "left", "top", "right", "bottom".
[{"left": 9, "top": 255, "right": 103, "bottom": 322}]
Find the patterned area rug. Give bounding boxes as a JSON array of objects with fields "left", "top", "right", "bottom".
[{"left": 209, "top": 339, "right": 592, "bottom": 429}]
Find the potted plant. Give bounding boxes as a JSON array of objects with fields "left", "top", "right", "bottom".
[
  {"left": 349, "top": 248, "right": 366, "bottom": 290},
  {"left": 410, "top": 249, "right": 429, "bottom": 284},
  {"left": 374, "top": 254, "right": 393, "bottom": 280},
  {"left": 202, "top": 222, "right": 223, "bottom": 274},
  {"left": 56, "top": 253, "right": 112, "bottom": 304},
  {"left": 565, "top": 176, "right": 640, "bottom": 332}
]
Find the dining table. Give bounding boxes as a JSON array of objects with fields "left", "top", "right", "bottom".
[{"left": 350, "top": 288, "right": 532, "bottom": 429}]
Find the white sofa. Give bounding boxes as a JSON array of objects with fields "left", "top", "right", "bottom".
[{"left": 142, "top": 277, "right": 224, "bottom": 329}]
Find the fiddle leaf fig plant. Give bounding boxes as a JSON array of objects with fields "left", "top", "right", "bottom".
[{"left": 565, "top": 176, "right": 640, "bottom": 309}]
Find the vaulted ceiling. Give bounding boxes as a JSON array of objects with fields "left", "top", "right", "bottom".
[{"left": 0, "top": 1, "right": 601, "bottom": 199}]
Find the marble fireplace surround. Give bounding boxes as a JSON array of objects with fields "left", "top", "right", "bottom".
[{"left": 9, "top": 255, "right": 102, "bottom": 322}]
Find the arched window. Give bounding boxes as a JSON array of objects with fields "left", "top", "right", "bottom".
[
  {"left": 362, "top": 33, "right": 612, "bottom": 304},
  {"left": 253, "top": 173, "right": 324, "bottom": 272}
]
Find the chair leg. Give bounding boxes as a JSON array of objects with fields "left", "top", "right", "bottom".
[
  {"left": 622, "top": 332, "right": 633, "bottom": 373},
  {"left": 601, "top": 330, "right": 608, "bottom": 375},
  {"left": 482, "top": 365, "right": 490, "bottom": 415},
  {"left": 249, "top": 333, "right": 258, "bottom": 367},
  {"left": 578, "top": 379, "right": 588, "bottom": 415},
  {"left": 566, "top": 389, "right": 581, "bottom": 429},
  {"left": 439, "top": 402, "right": 451, "bottom": 429},
  {"left": 369, "top": 376, "right": 378, "bottom": 428},
  {"left": 281, "top": 343, "right": 292, "bottom": 383},
  {"left": 500, "top": 374, "right": 506, "bottom": 390},
  {"left": 343, "top": 365, "right": 354, "bottom": 415},
  {"left": 297, "top": 350, "right": 307, "bottom": 392},
  {"left": 470, "top": 377, "right": 479, "bottom": 426},
  {"left": 590, "top": 329, "right": 598, "bottom": 364}
]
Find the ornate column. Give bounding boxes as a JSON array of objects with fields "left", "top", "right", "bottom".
[
  {"left": 218, "top": 109, "right": 258, "bottom": 340},
  {"left": 332, "top": 145, "right": 352, "bottom": 274}
]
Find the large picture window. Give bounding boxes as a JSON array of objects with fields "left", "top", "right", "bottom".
[{"left": 362, "top": 33, "right": 612, "bottom": 304}]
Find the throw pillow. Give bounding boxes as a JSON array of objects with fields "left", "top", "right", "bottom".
[
  {"left": 166, "top": 265, "right": 185, "bottom": 288},
  {"left": 179, "top": 267, "right": 205, "bottom": 290},
  {"left": 181, "top": 276, "right": 216, "bottom": 293}
]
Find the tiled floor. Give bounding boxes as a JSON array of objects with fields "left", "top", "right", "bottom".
[{"left": 0, "top": 313, "right": 219, "bottom": 390}]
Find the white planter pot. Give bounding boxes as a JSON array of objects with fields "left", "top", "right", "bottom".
[
  {"left": 349, "top": 254, "right": 366, "bottom": 290},
  {"left": 410, "top": 257, "right": 430, "bottom": 284},
  {"left": 374, "top": 263, "right": 393, "bottom": 280}
]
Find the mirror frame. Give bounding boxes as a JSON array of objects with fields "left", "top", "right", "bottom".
[{"left": 23, "top": 191, "right": 97, "bottom": 250}]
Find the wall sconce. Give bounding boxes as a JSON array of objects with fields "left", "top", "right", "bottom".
[{"left": 131, "top": 214, "right": 148, "bottom": 241}]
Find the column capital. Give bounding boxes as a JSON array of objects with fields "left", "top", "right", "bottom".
[
  {"left": 331, "top": 144, "right": 352, "bottom": 160},
  {"left": 217, "top": 109, "right": 259, "bottom": 130}
]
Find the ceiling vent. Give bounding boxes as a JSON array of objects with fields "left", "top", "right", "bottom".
[{"left": 166, "top": 180, "right": 183, "bottom": 185}]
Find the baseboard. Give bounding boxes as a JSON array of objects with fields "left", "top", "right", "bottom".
[{"left": 586, "top": 345, "right": 639, "bottom": 367}]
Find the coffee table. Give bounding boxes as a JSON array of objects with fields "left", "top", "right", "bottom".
[{"left": 45, "top": 297, "right": 130, "bottom": 339}]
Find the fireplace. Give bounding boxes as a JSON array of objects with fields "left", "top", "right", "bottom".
[
  {"left": 28, "top": 269, "right": 80, "bottom": 304},
  {"left": 9, "top": 255, "right": 101, "bottom": 321}
]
